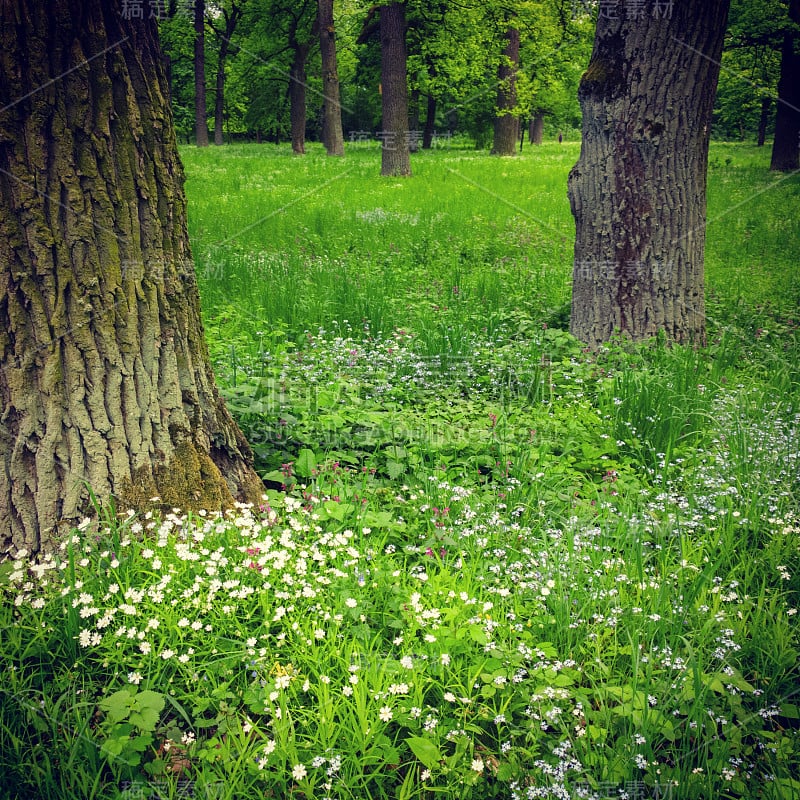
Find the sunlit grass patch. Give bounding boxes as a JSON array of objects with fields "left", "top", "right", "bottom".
[{"left": 2, "top": 143, "right": 799, "bottom": 799}]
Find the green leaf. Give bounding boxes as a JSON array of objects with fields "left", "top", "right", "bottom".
[
  {"left": 364, "top": 510, "right": 396, "bottom": 528},
  {"left": 129, "top": 707, "right": 161, "bottom": 732},
  {"left": 295, "top": 448, "right": 317, "bottom": 478},
  {"left": 468, "top": 625, "right": 488, "bottom": 645},
  {"left": 406, "top": 736, "right": 441, "bottom": 770},
  {"left": 780, "top": 703, "right": 800, "bottom": 720},
  {"left": 386, "top": 459, "right": 406, "bottom": 479},
  {"left": 497, "top": 762, "right": 515, "bottom": 781},
  {"left": 707, "top": 676, "right": 727, "bottom": 694},
  {"left": 587, "top": 725, "right": 607, "bottom": 741},
  {"left": 99, "top": 689, "right": 134, "bottom": 723},
  {"left": 136, "top": 690, "right": 165, "bottom": 713}
]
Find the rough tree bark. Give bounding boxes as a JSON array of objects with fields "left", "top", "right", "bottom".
[
  {"left": 568, "top": 0, "right": 730, "bottom": 347},
  {"left": 770, "top": 30, "right": 800, "bottom": 171},
  {"left": 380, "top": 2, "right": 411, "bottom": 176},
  {"left": 0, "top": 0, "right": 264, "bottom": 555},
  {"left": 318, "top": 0, "right": 345, "bottom": 156},
  {"left": 530, "top": 112, "right": 544, "bottom": 145},
  {"left": 491, "top": 25, "right": 520, "bottom": 156},
  {"left": 194, "top": 0, "right": 209, "bottom": 146}
]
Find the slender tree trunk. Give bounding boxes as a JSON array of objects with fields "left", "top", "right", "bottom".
[
  {"left": 492, "top": 25, "right": 520, "bottom": 156},
  {"left": 770, "top": 31, "right": 800, "bottom": 171},
  {"left": 212, "top": 7, "right": 242, "bottom": 146},
  {"left": 0, "top": 0, "right": 263, "bottom": 554},
  {"left": 531, "top": 112, "right": 544, "bottom": 145},
  {"left": 568, "top": 1, "right": 730, "bottom": 347},
  {"left": 318, "top": 0, "right": 345, "bottom": 156},
  {"left": 214, "top": 38, "right": 230, "bottom": 146},
  {"left": 194, "top": 0, "right": 209, "bottom": 146},
  {"left": 757, "top": 96, "right": 770, "bottom": 147},
  {"left": 380, "top": 3, "right": 411, "bottom": 176},
  {"left": 423, "top": 91, "right": 436, "bottom": 149},
  {"left": 289, "top": 43, "right": 310, "bottom": 154}
]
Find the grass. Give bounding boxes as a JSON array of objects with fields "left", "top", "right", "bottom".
[{"left": 1, "top": 141, "right": 799, "bottom": 800}]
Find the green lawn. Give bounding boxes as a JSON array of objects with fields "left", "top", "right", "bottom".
[{"left": 1, "top": 142, "right": 798, "bottom": 800}]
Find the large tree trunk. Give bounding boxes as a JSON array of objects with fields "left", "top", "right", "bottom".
[
  {"left": 531, "top": 112, "right": 544, "bottom": 145},
  {"left": 770, "top": 31, "right": 800, "bottom": 171},
  {"left": 318, "top": 0, "right": 345, "bottom": 156},
  {"left": 491, "top": 25, "right": 520, "bottom": 156},
  {"left": 567, "top": 1, "right": 730, "bottom": 347},
  {"left": 289, "top": 43, "right": 310, "bottom": 154},
  {"left": 380, "top": 3, "right": 411, "bottom": 176},
  {"left": 0, "top": 0, "right": 263, "bottom": 555},
  {"left": 194, "top": 0, "right": 209, "bottom": 146}
]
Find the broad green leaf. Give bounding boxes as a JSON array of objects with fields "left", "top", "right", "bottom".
[
  {"left": 468, "top": 625, "right": 487, "bottom": 645},
  {"left": 406, "top": 736, "right": 441, "bottom": 770},
  {"left": 100, "top": 689, "right": 134, "bottom": 723},
  {"left": 295, "top": 448, "right": 317, "bottom": 478},
  {"left": 129, "top": 707, "right": 161, "bottom": 732},
  {"left": 386, "top": 459, "right": 406, "bottom": 479}
]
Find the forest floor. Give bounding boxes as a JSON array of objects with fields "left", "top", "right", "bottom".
[{"left": 2, "top": 142, "right": 798, "bottom": 800}]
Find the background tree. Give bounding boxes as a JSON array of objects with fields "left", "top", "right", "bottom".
[
  {"left": 159, "top": 8, "right": 197, "bottom": 140},
  {"left": 195, "top": 0, "right": 210, "bottom": 145},
  {"left": 207, "top": 0, "right": 246, "bottom": 145},
  {"left": 519, "top": 0, "right": 593, "bottom": 145},
  {"left": 491, "top": 20, "right": 521, "bottom": 155},
  {"left": 157, "top": 0, "right": 593, "bottom": 145},
  {"left": 319, "top": 0, "right": 346, "bottom": 155},
  {"left": 405, "top": 0, "right": 514, "bottom": 149},
  {"left": 374, "top": 3, "right": 411, "bottom": 175},
  {"left": 0, "top": 0, "right": 263, "bottom": 554},
  {"left": 714, "top": 0, "right": 787, "bottom": 143},
  {"left": 770, "top": 0, "right": 800, "bottom": 170},
  {"left": 287, "top": 0, "right": 320, "bottom": 154},
  {"left": 568, "top": 0, "right": 731, "bottom": 347},
  {"left": 235, "top": 0, "right": 319, "bottom": 149}
]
